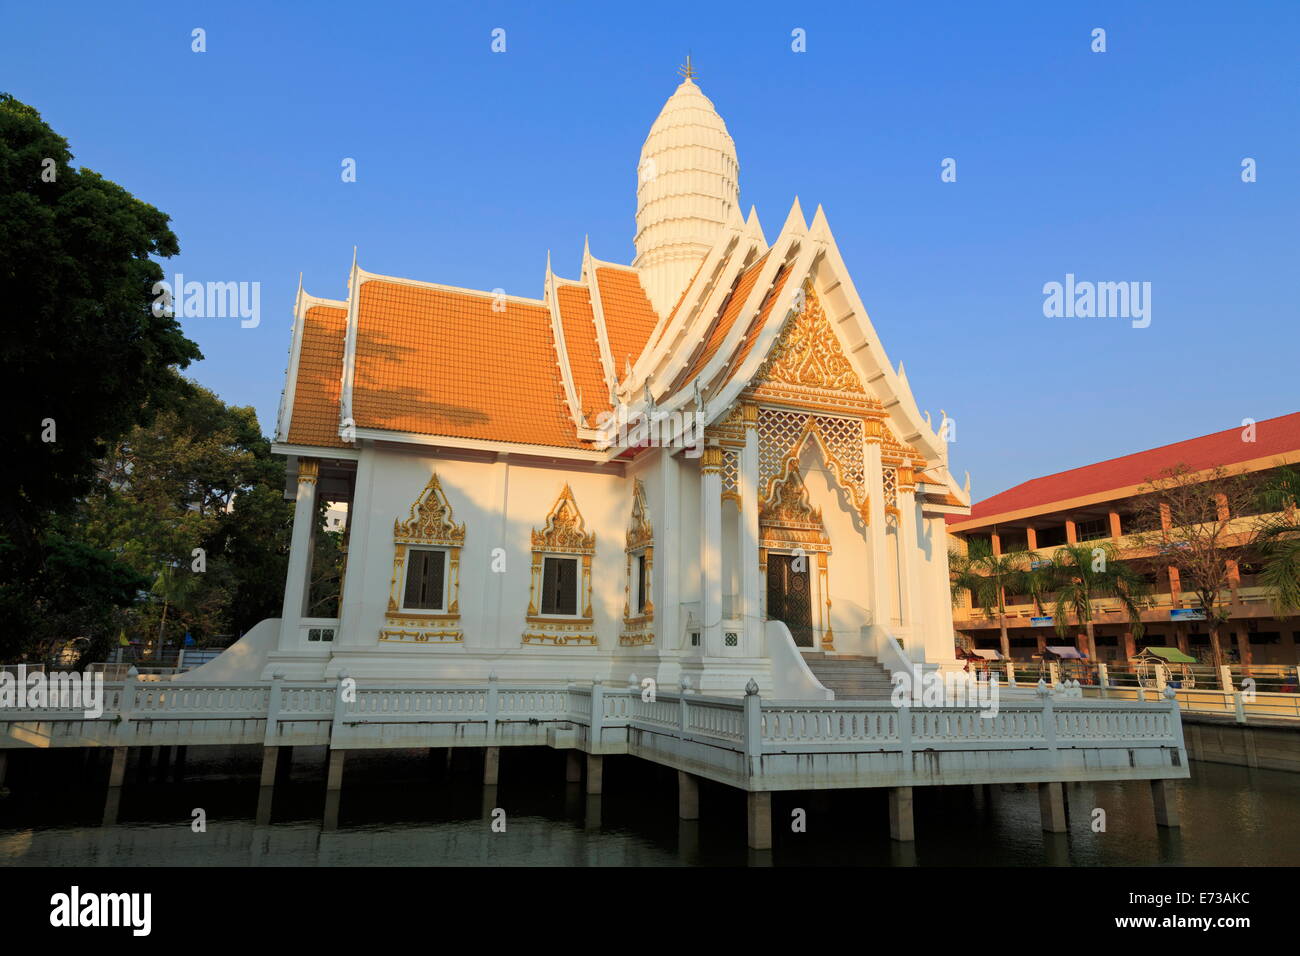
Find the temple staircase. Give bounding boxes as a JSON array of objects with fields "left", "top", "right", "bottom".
[{"left": 802, "top": 653, "right": 896, "bottom": 701}]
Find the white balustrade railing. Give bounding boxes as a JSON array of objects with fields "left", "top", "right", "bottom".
[{"left": 2, "top": 675, "right": 1188, "bottom": 764}]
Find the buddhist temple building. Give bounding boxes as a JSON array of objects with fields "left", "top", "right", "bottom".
[{"left": 201, "top": 66, "right": 972, "bottom": 696}]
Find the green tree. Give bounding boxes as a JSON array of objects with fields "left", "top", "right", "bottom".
[
  {"left": 949, "top": 544, "right": 1040, "bottom": 660},
  {"left": 69, "top": 373, "right": 294, "bottom": 647},
  {"left": 0, "top": 93, "right": 200, "bottom": 660},
  {"left": 1046, "top": 542, "right": 1147, "bottom": 660},
  {"left": 1256, "top": 465, "right": 1300, "bottom": 616}
]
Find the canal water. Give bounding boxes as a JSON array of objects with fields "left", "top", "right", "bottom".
[{"left": 0, "top": 747, "right": 1295, "bottom": 866}]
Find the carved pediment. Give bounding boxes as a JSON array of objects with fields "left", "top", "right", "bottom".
[
  {"left": 760, "top": 461, "right": 831, "bottom": 550},
  {"left": 533, "top": 484, "right": 596, "bottom": 554},
  {"left": 626, "top": 478, "right": 653, "bottom": 551},
  {"left": 395, "top": 473, "right": 465, "bottom": 546},
  {"left": 752, "top": 283, "right": 866, "bottom": 396}
]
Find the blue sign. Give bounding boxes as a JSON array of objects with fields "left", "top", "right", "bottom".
[
  {"left": 184, "top": 631, "right": 196, "bottom": 646},
  {"left": 1031, "top": 616, "right": 1054, "bottom": 627},
  {"left": 1170, "top": 608, "right": 1206, "bottom": 622}
]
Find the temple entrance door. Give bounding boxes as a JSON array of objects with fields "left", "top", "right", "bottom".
[{"left": 767, "top": 553, "right": 813, "bottom": 647}]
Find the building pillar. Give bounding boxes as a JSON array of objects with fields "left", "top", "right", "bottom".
[
  {"left": 1236, "top": 630, "right": 1253, "bottom": 674},
  {"left": 107, "top": 746, "right": 129, "bottom": 789},
  {"left": 585, "top": 754, "right": 603, "bottom": 795},
  {"left": 700, "top": 446, "right": 724, "bottom": 652},
  {"left": 747, "top": 791, "right": 772, "bottom": 850},
  {"left": 483, "top": 747, "right": 500, "bottom": 785},
  {"left": 565, "top": 750, "right": 581, "bottom": 783},
  {"left": 1151, "top": 779, "right": 1180, "bottom": 827},
  {"left": 1065, "top": 519, "right": 1077, "bottom": 545},
  {"left": 864, "top": 422, "right": 889, "bottom": 624},
  {"left": 1109, "top": 510, "right": 1123, "bottom": 539},
  {"left": 326, "top": 750, "right": 346, "bottom": 791},
  {"left": 259, "top": 746, "right": 280, "bottom": 788},
  {"left": 990, "top": 531, "right": 1002, "bottom": 557},
  {"left": 1175, "top": 626, "right": 1189, "bottom": 655},
  {"left": 889, "top": 786, "right": 915, "bottom": 841},
  {"left": 739, "top": 406, "right": 762, "bottom": 649},
  {"left": 1122, "top": 629, "right": 1136, "bottom": 661},
  {"left": 1168, "top": 565, "right": 1182, "bottom": 606},
  {"left": 1039, "top": 781, "right": 1067, "bottom": 832},
  {"left": 1025, "top": 526, "right": 1038, "bottom": 552},
  {"left": 896, "top": 471, "right": 923, "bottom": 635},
  {"left": 279, "top": 457, "right": 320, "bottom": 650},
  {"left": 678, "top": 771, "right": 700, "bottom": 820}
]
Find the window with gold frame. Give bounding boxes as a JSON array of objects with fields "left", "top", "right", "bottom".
[
  {"left": 523, "top": 484, "right": 598, "bottom": 646},
  {"left": 620, "top": 478, "right": 655, "bottom": 646},
  {"left": 380, "top": 472, "right": 465, "bottom": 645}
]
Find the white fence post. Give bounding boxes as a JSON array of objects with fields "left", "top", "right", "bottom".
[
  {"left": 264, "top": 672, "right": 284, "bottom": 746},
  {"left": 590, "top": 682, "right": 604, "bottom": 748},
  {"left": 1048, "top": 661, "right": 1060, "bottom": 687},
  {"left": 330, "top": 673, "right": 350, "bottom": 746},
  {"left": 117, "top": 669, "right": 139, "bottom": 744},
  {"left": 1097, "top": 662, "right": 1109, "bottom": 698},
  {"left": 1233, "top": 691, "right": 1247, "bottom": 724},
  {"left": 1218, "top": 665, "right": 1234, "bottom": 692},
  {"left": 743, "top": 679, "right": 762, "bottom": 762},
  {"left": 1005, "top": 661, "right": 1016, "bottom": 687},
  {"left": 1038, "top": 683, "right": 1058, "bottom": 756}
]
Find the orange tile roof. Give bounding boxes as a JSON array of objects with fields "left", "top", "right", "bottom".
[
  {"left": 726, "top": 261, "right": 794, "bottom": 384},
  {"left": 953, "top": 411, "right": 1300, "bottom": 526},
  {"left": 594, "top": 267, "right": 658, "bottom": 376},
  {"left": 555, "top": 283, "right": 610, "bottom": 424},
  {"left": 672, "top": 252, "right": 769, "bottom": 391},
  {"left": 286, "top": 305, "right": 349, "bottom": 449},
  {"left": 351, "top": 280, "right": 586, "bottom": 449}
]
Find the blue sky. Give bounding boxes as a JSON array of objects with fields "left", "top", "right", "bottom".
[{"left": 5, "top": 1, "right": 1297, "bottom": 498}]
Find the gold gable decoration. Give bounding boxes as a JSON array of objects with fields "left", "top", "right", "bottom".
[
  {"left": 531, "top": 484, "right": 596, "bottom": 555},
  {"left": 759, "top": 461, "right": 831, "bottom": 553},
  {"left": 749, "top": 283, "right": 879, "bottom": 416},
  {"left": 621, "top": 479, "right": 655, "bottom": 646},
  {"left": 382, "top": 471, "right": 464, "bottom": 646},
  {"left": 394, "top": 473, "right": 466, "bottom": 546},
  {"left": 524, "top": 484, "right": 597, "bottom": 647}
]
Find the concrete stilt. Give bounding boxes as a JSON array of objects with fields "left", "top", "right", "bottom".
[
  {"left": 483, "top": 747, "right": 500, "bottom": 786},
  {"left": 565, "top": 751, "right": 581, "bottom": 783},
  {"left": 1039, "top": 781, "right": 1067, "bottom": 833},
  {"left": 156, "top": 745, "right": 172, "bottom": 777},
  {"left": 137, "top": 745, "right": 153, "bottom": 782},
  {"left": 172, "top": 746, "right": 187, "bottom": 782},
  {"left": 1151, "top": 779, "right": 1181, "bottom": 828},
  {"left": 889, "top": 786, "right": 915, "bottom": 842},
  {"left": 259, "top": 746, "right": 281, "bottom": 788},
  {"left": 0, "top": 751, "right": 7, "bottom": 788},
  {"left": 255, "top": 786, "right": 274, "bottom": 827},
  {"left": 326, "top": 750, "right": 346, "bottom": 791},
  {"left": 747, "top": 791, "right": 772, "bottom": 850},
  {"left": 585, "top": 754, "right": 603, "bottom": 795},
  {"left": 108, "top": 747, "right": 129, "bottom": 789},
  {"left": 678, "top": 771, "right": 700, "bottom": 820}
]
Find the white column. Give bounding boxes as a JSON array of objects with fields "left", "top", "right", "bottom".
[
  {"left": 700, "top": 445, "right": 724, "bottom": 653},
  {"left": 337, "top": 449, "right": 375, "bottom": 647},
  {"left": 864, "top": 422, "right": 889, "bottom": 628},
  {"left": 279, "top": 457, "right": 319, "bottom": 650},
  {"left": 739, "top": 406, "right": 762, "bottom": 652},
  {"left": 896, "top": 468, "right": 921, "bottom": 631}
]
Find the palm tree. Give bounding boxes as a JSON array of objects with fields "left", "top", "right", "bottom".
[
  {"left": 1256, "top": 465, "right": 1300, "bottom": 615},
  {"left": 950, "top": 547, "right": 1033, "bottom": 660},
  {"left": 1046, "top": 542, "right": 1147, "bottom": 659}
]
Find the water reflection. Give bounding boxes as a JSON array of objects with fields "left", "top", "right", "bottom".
[{"left": 0, "top": 746, "right": 1295, "bottom": 866}]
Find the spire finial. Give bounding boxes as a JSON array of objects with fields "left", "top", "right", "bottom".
[{"left": 678, "top": 54, "right": 696, "bottom": 82}]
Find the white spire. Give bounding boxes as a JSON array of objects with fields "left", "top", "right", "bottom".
[{"left": 634, "top": 62, "right": 740, "bottom": 317}]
